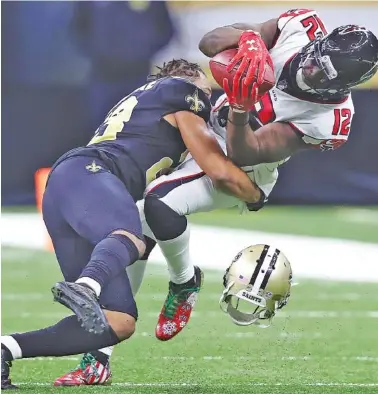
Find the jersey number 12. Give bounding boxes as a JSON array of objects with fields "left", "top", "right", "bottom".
[{"left": 332, "top": 108, "right": 352, "bottom": 136}]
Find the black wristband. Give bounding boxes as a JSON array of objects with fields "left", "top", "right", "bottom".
[
  {"left": 227, "top": 117, "right": 249, "bottom": 126},
  {"left": 245, "top": 188, "right": 268, "bottom": 212}
]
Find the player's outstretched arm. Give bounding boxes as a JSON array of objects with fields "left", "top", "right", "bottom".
[
  {"left": 226, "top": 109, "right": 310, "bottom": 166},
  {"left": 199, "top": 19, "right": 278, "bottom": 57},
  {"left": 173, "top": 110, "right": 262, "bottom": 204}
]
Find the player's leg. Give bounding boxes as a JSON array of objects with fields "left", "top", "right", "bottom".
[
  {"left": 44, "top": 156, "right": 146, "bottom": 334},
  {"left": 52, "top": 200, "right": 157, "bottom": 386},
  {"left": 143, "top": 159, "right": 240, "bottom": 340},
  {"left": 1, "top": 197, "right": 118, "bottom": 388},
  {"left": 1, "top": 156, "right": 145, "bottom": 389}
]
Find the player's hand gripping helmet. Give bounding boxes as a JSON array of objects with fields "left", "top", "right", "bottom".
[
  {"left": 220, "top": 244, "right": 292, "bottom": 328},
  {"left": 297, "top": 25, "right": 378, "bottom": 96}
]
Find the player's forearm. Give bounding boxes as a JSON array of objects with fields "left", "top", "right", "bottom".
[
  {"left": 199, "top": 19, "right": 278, "bottom": 57},
  {"left": 199, "top": 26, "right": 244, "bottom": 57},
  {"left": 226, "top": 109, "right": 260, "bottom": 166},
  {"left": 213, "top": 165, "right": 262, "bottom": 204},
  {"left": 199, "top": 22, "right": 273, "bottom": 57}
]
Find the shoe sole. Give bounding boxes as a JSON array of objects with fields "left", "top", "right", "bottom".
[{"left": 51, "top": 282, "right": 109, "bottom": 335}]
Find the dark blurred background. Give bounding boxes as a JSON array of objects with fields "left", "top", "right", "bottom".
[{"left": 2, "top": 1, "right": 378, "bottom": 206}]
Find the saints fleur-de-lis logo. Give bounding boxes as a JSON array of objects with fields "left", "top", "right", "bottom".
[
  {"left": 85, "top": 160, "right": 102, "bottom": 173},
  {"left": 185, "top": 89, "right": 205, "bottom": 113}
]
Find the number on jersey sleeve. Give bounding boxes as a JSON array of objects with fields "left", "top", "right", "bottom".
[
  {"left": 298, "top": 107, "right": 352, "bottom": 152},
  {"left": 145, "top": 157, "right": 174, "bottom": 185},
  {"left": 332, "top": 108, "right": 352, "bottom": 136},
  {"left": 300, "top": 15, "right": 327, "bottom": 40},
  {"left": 88, "top": 96, "right": 138, "bottom": 145},
  {"left": 145, "top": 150, "right": 189, "bottom": 186}
]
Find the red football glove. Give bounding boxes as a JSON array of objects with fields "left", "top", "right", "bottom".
[
  {"left": 223, "top": 77, "right": 259, "bottom": 112},
  {"left": 227, "top": 30, "right": 270, "bottom": 87}
]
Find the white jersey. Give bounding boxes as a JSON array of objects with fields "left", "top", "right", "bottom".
[
  {"left": 142, "top": 9, "right": 357, "bottom": 223},
  {"left": 212, "top": 8, "right": 355, "bottom": 158}
]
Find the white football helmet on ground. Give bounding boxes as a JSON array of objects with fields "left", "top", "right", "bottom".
[{"left": 220, "top": 244, "right": 293, "bottom": 328}]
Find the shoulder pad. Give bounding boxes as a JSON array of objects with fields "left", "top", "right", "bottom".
[{"left": 160, "top": 77, "right": 211, "bottom": 122}]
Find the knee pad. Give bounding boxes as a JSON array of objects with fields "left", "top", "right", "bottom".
[{"left": 144, "top": 195, "right": 187, "bottom": 241}]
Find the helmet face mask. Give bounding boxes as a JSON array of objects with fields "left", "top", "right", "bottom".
[
  {"left": 298, "top": 40, "right": 342, "bottom": 95},
  {"left": 220, "top": 281, "right": 274, "bottom": 327},
  {"left": 220, "top": 244, "right": 292, "bottom": 328}
]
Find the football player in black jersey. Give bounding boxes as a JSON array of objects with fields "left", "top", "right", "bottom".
[{"left": 1, "top": 59, "right": 264, "bottom": 389}]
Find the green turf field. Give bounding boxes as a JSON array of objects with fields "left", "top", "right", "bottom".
[
  {"left": 3, "top": 205, "right": 378, "bottom": 243},
  {"left": 189, "top": 206, "right": 378, "bottom": 244},
  {"left": 2, "top": 246, "right": 377, "bottom": 394}
]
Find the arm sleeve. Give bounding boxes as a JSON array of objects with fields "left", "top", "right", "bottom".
[{"left": 288, "top": 107, "right": 354, "bottom": 152}]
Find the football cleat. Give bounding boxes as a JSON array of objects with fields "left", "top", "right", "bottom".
[
  {"left": 54, "top": 353, "right": 112, "bottom": 386},
  {"left": 1, "top": 348, "right": 17, "bottom": 390},
  {"left": 51, "top": 281, "right": 109, "bottom": 334},
  {"left": 156, "top": 266, "right": 203, "bottom": 341}
]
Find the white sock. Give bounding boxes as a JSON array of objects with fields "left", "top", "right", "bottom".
[
  {"left": 98, "top": 346, "right": 114, "bottom": 357},
  {"left": 158, "top": 226, "right": 195, "bottom": 284},
  {"left": 75, "top": 277, "right": 101, "bottom": 297},
  {"left": 126, "top": 259, "right": 148, "bottom": 296},
  {"left": 1, "top": 336, "right": 22, "bottom": 360}
]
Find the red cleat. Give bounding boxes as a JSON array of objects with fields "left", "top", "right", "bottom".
[
  {"left": 54, "top": 353, "right": 112, "bottom": 386},
  {"left": 156, "top": 266, "right": 204, "bottom": 341}
]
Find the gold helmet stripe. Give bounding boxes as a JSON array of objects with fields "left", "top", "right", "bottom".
[{"left": 260, "top": 249, "right": 280, "bottom": 290}]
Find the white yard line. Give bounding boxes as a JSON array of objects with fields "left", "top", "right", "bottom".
[
  {"left": 18, "top": 355, "right": 378, "bottom": 363},
  {"left": 132, "top": 331, "right": 324, "bottom": 339},
  {"left": 337, "top": 208, "right": 378, "bottom": 226},
  {"left": 14, "top": 382, "right": 378, "bottom": 387},
  {"left": 3, "top": 292, "right": 375, "bottom": 302},
  {"left": 5, "top": 310, "right": 378, "bottom": 319},
  {"left": 2, "top": 293, "right": 44, "bottom": 300},
  {"left": 2, "top": 212, "right": 378, "bottom": 282},
  {"left": 20, "top": 357, "right": 80, "bottom": 361}
]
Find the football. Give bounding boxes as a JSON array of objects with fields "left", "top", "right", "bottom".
[{"left": 209, "top": 48, "right": 275, "bottom": 96}]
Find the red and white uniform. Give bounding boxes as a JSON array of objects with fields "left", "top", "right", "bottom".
[
  {"left": 137, "top": 9, "right": 355, "bottom": 236},
  {"left": 266, "top": 9, "right": 354, "bottom": 150}
]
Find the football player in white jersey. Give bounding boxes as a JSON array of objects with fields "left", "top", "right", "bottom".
[{"left": 52, "top": 9, "right": 378, "bottom": 386}]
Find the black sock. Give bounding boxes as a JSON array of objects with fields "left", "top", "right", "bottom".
[
  {"left": 89, "top": 350, "right": 110, "bottom": 366},
  {"left": 80, "top": 234, "right": 140, "bottom": 288},
  {"left": 1, "top": 344, "right": 13, "bottom": 361},
  {"left": 11, "top": 316, "right": 120, "bottom": 359}
]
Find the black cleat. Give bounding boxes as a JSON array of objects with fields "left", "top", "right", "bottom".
[
  {"left": 1, "top": 348, "right": 17, "bottom": 390},
  {"left": 51, "top": 281, "right": 109, "bottom": 334}
]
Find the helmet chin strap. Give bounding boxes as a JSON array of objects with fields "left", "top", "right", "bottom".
[{"left": 296, "top": 68, "right": 316, "bottom": 93}]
